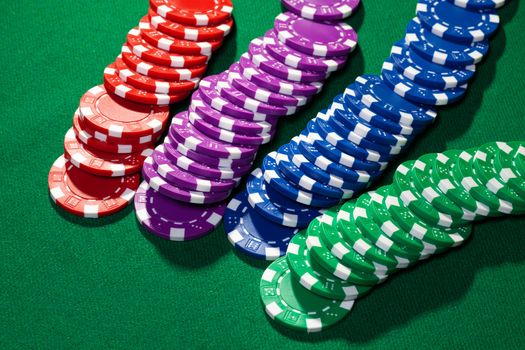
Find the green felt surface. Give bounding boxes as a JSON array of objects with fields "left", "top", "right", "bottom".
[{"left": 1, "top": 0, "right": 525, "bottom": 348}]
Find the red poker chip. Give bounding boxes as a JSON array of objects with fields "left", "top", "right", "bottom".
[
  {"left": 73, "top": 112, "right": 155, "bottom": 154},
  {"left": 78, "top": 84, "right": 169, "bottom": 138},
  {"left": 115, "top": 55, "right": 198, "bottom": 95},
  {"left": 126, "top": 27, "right": 209, "bottom": 68},
  {"left": 103, "top": 64, "right": 191, "bottom": 105},
  {"left": 121, "top": 45, "right": 207, "bottom": 81},
  {"left": 139, "top": 17, "right": 222, "bottom": 56},
  {"left": 148, "top": 9, "right": 233, "bottom": 42},
  {"left": 48, "top": 155, "right": 140, "bottom": 218},
  {"left": 77, "top": 108, "right": 162, "bottom": 145},
  {"left": 63, "top": 128, "right": 153, "bottom": 177},
  {"left": 149, "top": 0, "right": 233, "bottom": 27}
]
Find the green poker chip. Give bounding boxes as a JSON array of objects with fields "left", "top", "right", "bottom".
[
  {"left": 432, "top": 149, "right": 492, "bottom": 218},
  {"left": 386, "top": 185, "right": 473, "bottom": 250},
  {"left": 412, "top": 153, "right": 474, "bottom": 222},
  {"left": 335, "top": 200, "right": 400, "bottom": 271},
  {"left": 495, "top": 141, "right": 525, "bottom": 199},
  {"left": 473, "top": 142, "right": 525, "bottom": 210},
  {"left": 286, "top": 230, "right": 372, "bottom": 301},
  {"left": 369, "top": 186, "right": 439, "bottom": 257},
  {"left": 393, "top": 160, "right": 464, "bottom": 228},
  {"left": 306, "top": 215, "right": 387, "bottom": 286},
  {"left": 260, "top": 257, "right": 354, "bottom": 333},
  {"left": 453, "top": 149, "right": 515, "bottom": 215},
  {"left": 352, "top": 193, "right": 428, "bottom": 268}
]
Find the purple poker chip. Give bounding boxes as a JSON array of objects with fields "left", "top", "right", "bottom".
[
  {"left": 188, "top": 111, "right": 275, "bottom": 146},
  {"left": 166, "top": 134, "right": 255, "bottom": 168},
  {"left": 147, "top": 151, "right": 239, "bottom": 193},
  {"left": 190, "top": 92, "right": 276, "bottom": 135},
  {"left": 248, "top": 37, "right": 328, "bottom": 83},
  {"left": 199, "top": 74, "right": 274, "bottom": 121},
  {"left": 263, "top": 30, "right": 347, "bottom": 73},
  {"left": 134, "top": 181, "right": 226, "bottom": 241},
  {"left": 143, "top": 157, "right": 231, "bottom": 204},
  {"left": 215, "top": 74, "right": 295, "bottom": 116},
  {"left": 274, "top": 12, "right": 358, "bottom": 58},
  {"left": 161, "top": 138, "right": 252, "bottom": 180},
  {"left": 227, "top": 62, "right": 309, "bottom": 107},
  {"left": 239, "top": 53, "right": 323, "bottom": 97},
  {"left": 281, "top": 0, "right": 360, "bottom": 21},
  {"left": 168, "top": 111, "right": 257, "bottom": 159}
]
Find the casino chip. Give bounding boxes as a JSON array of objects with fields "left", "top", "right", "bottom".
[
  {"left": 260, "top": 256, "right": 354, "bottom": 333},
  {"left": 48, "top": 156, "right": 139, "bottom": 218},
  {"left": 281, "top": 0, "right": 360, "bottom": 21},
  {"left": 50, "top": 0, "right": 235, "bottom": 218}
]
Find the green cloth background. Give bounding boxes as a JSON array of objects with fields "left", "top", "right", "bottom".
[{"left": 1, "top": 0, "right": 524, "bottom": 348}]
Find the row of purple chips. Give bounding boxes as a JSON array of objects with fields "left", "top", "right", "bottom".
[
  {"left": 134, "top": 3, "right": 361, "bottom": 241},
  {"left": 224, "top": 0, "right": 502, "bottom": 259}
]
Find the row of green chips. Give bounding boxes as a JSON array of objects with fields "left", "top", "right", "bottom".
[{"left": 259, "top": 141, "right": 525, "bottom": 333}]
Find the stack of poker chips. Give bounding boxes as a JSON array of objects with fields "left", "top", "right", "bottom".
[
  {"left": 134, "top": 2, "right": 362, "bottom": 240},
  {"left": 225, "top": 0, "right": 504, "bottom": 260},
  {"left": 259, "top": 141, "right": 525, "bottom": 333},
  {"left": 48, "top": 0, "right": 234, "bottom": 218}
]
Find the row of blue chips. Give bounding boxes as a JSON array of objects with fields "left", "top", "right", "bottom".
[{"left": 224, "top": 0, "right": 503, "bottom": 260}]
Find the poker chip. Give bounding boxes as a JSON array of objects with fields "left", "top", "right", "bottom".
[
  {"left": 168, "top": 111, "right": 257, "bottom": 159},
  {"left": 416, "top": 0, "right": 500, "bottom": 44},
  {"left": 48, "top": 155, "right": 139, "bottom": 218},
  {"left": 139, "top": 17, "right": 223, "bottom": 56},
  {"left": 215, "top": 74, "right": 293, "bottom": 117},
  {"left": 248, "top": 37, "right": 328, "bottom": 83},
  {"left": 281, "top": 0, "right": 360, "bottom": 21},
  {"left": 246, "top": 169, "right": 324, "bottom": 229},
  {"left": 390, "top": 40, "right": 475, "bottom": 89},
  {"left": 149, "top": 9, "right": 233, "bottom": 41},
  {"left": 149, "top": 0, "right": 233, "bottom": 27},
  {"left": 225, "top": 191, "right": 298, "bottom": 260},
  {"left": 354, "top": 75, "right": 437, "bottom": 126},
  {"left": 448, "top": 0, "right": 505, "bottom": 10},
  {"left": 274, "top": 12, "right": 358, "bottom": 58},
  {"left": 381, "top": 58, "right": 468, "bottom": 106},
  {"left": 494, "top": 142, "right": 525, "bottom": 199},
  {"left": 143, "top": 155, "right": 231, "bottom": 204},
  {"left": 126, "top": 27, "right": 209, "bottom": 68},
  {"left": 189, "top": 111, "right": 274, "bottom": 146},
  {"left": 405, "top": 17, "right": 490, "bottom": 68},
  {"left": 286, "top": 230, "right": 371, "bottom": 301},
  {"left": 115, "top": 55, "right": 199, "bottom": 95},
  {"left": 239, "top": 53, "right": 323, "bottom": 97},
  {"left": 260, "top": 256, "right": 354, "bottom": 333},
  {"left": 134, "top": 181, "right": 226, "bottom": 241},
  {"left": 121, "top": 46, "right": 207, "bottom": 81},
  {"left": 190, "top": 92, "right": 276, "bottom": 135},
  {"left": 227, "top": 63, "right": 309, "bottom": 107}
]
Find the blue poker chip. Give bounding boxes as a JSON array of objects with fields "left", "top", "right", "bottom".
[
  {"left": 320, "top": 109, "right": 404, "bottom": 155},
  {"left": 313, "top": 110, "right": 397, "bottom": 163},
  {"left": 296, "top": 124, "right": 381, "bottom": 184},
  {"left": 448, "top": 0, "right": 505, "bottom": 11},
  {"left": 328, "top": 95, "right": 410, "bottom": 147},
  {"left": 246, "top": 168, "right": 322, "bottom": 228},
  {"left": 275, "top": 144, "right": 348, "bottom": 199},
  {"left": 304, "top": 119, "right": 387, "bottom": 172},
  {"left": 390, "top": 40, "right": 475, "bottom": 89},
  {"left": 405, "top": 18, "right": 490, "bottom": 68},
  {"left": 381, "top": 57, "right": 468, "bottom": 106},
  {"left": 289, "top": 136, "right": 367, "bottom": 192},
  {"left": 416, "top": 0, "right": 500, "bottom": 44},
  {"left": 224, "top": 190, "right": 298, "bottom": 260},
  {"left": 342, "top": 85, "right": 425, "bottom": 136},
  {"left": 354, "top": 74, "right": 437, "bottom": 126},
  {"left": 262, "top": 151, "right": 341, "bottom": 208}
]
